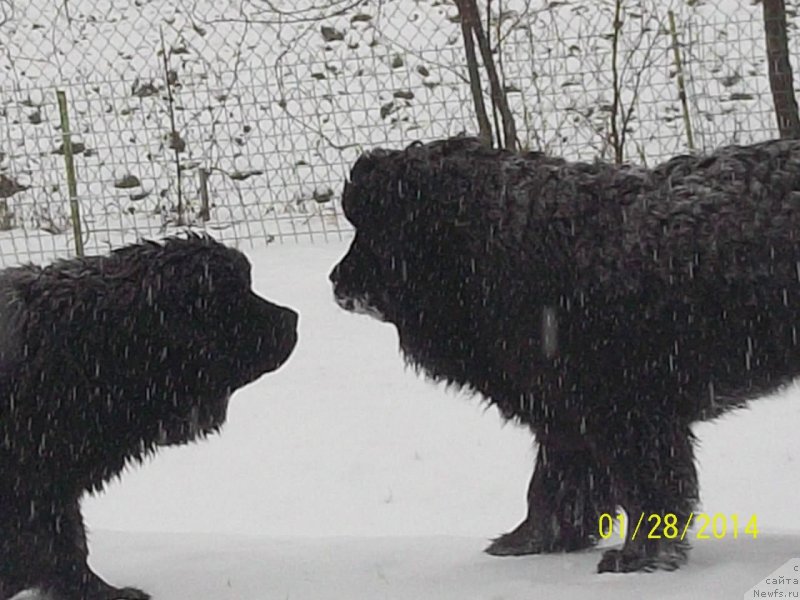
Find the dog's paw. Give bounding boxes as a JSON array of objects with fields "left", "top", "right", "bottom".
[
  {"left": 485, "top": 518, "right": 597, "bottom": 556},
  {"left": 597, "top": 541, "right": 689, "bottom": 573}
]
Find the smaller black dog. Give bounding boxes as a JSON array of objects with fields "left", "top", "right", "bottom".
[{"left": 0, "top": 234, "right": 298, "bottom": 600}]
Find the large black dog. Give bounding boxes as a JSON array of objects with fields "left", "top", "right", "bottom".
[
  {"left": 330, "top": 136, "right": 800, "bottom": 573},
  {"left": 0, "top": 234, "right": 298, "bottom": 600}
]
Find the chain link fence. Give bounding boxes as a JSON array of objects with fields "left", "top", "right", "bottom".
[{"left": 0, "top": 0, "right": 796, "bottom": 265}]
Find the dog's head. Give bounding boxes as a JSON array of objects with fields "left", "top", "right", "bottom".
[
  {"left": 18, "top": 234, "right": 299, "bottom": 448},
  {"left": 330, "top": 139, "right": 491, "bottom": 367},
  {"left": 330, "top": 147, "right": 426, "bottom": 326},
  {"left": 125, "top": 235, "right": 299, "bottom": 444}
]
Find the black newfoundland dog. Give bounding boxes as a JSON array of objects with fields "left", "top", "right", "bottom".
[
  {"left": 330, "top": 136, "right": 800, "bottom": 573},
  {"left": 0, "top": 234, "right": 298, "bottom": 600}
]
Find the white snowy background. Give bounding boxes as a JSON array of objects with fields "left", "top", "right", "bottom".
[
  {"left": 2, "top": 0, "right": 800, "bottom": 597},
  {"left": 76, "top": 240, "right": 800, "bottom": 600}
]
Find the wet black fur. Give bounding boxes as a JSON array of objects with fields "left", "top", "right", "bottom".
[
  {"left": 330, "top": 136, "right": 800, "bottom": 572},
  {"left": 0, "top": 234, "right": 298, "bottom": 599}
]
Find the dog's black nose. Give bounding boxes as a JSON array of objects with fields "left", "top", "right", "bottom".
[{"left": 283, "top": 307, "right": 299, "bottom": 330}]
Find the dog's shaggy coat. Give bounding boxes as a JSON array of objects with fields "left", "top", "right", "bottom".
[
  {"left": 0, "top": 235, "right": 298, "bottom": 600},
  {"left": 330, "top": 136, "right": 800, "bottom": 572}
]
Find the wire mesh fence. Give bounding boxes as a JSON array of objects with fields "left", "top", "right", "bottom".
[{"left": 0, "top": 0, "right": 797, "bottom": 265}]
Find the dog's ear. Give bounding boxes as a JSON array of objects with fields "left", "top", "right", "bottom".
[
  {"left": 348, "top": 148, "right": 390, "bottom": 185},
  {"left": 342, "top": 148, "right": 395, "bottom": 228}
]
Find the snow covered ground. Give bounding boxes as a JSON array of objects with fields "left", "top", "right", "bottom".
[
  {"left": 4, "top": 0, "right": 799, "bottom": 595},
  {"left": 76, "top": 239, "right": 800, "bottom": 600}
]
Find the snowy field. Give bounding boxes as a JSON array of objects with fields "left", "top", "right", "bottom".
[
  {"left": 3, "top": 1, "right": 799, "bottom": 597},
  {"left": 74, "top": 238, "right": 800, "bottom": 600}
]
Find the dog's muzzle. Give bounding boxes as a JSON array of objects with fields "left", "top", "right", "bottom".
[
  {"left": 155, "top": 394, "right": 231, "bottom": 446},
  {"left": 335, "top": 294, "right": 387, "bottom": 321}
]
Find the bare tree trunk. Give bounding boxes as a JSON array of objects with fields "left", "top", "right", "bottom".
[
  {"left": 454, "top": 0, "right": 517, "bottom": 149},
  {"left": 456, "top": 0, "right": 493, "bottom": 146},
  {"left": 468, "top": 0, "right": 517, "bottom": 150},
  {"left": 610, "top": 0, "right": 624, "bottom": 163},
  {"left": 763, "top": 0, "right": 800, "bottom": 138}
]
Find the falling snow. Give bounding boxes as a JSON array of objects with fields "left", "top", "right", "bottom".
[{"left": 71, "top": 241, "right": 800, "bottom": 600}]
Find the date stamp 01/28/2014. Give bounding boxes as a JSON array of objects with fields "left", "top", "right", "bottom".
[{"left": 597, "top": 512, "right": 760, "bottom": 541}]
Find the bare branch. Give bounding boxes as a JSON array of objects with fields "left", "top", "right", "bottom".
[
  {"left": 762, "top": 0, "right": 800, "bottom": 137},
  {"left": 609, "top": 0, "right": 623, "bottom": 163},
  {"left": 455, "top": 0, "right": 493, "bottom": 145},
  {"left": 183, "top": 0, "right": 364, "bottom": 26},
  {"left": 458, "top": 0, "right": 517, "bottom": 149},
  {"left": 160, "top": 27, "right": 185, "bottom": 225},
  {"left": 619, "top": 10, "right": 664, "bottom": 156}
]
